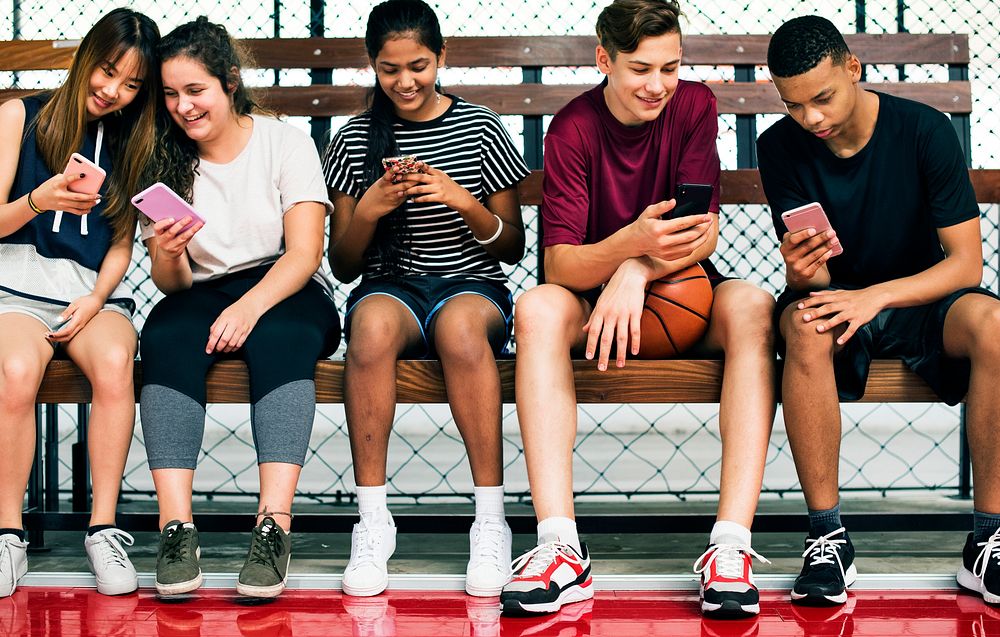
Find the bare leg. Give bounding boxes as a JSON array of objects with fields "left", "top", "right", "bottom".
[
  {"left": 64, "top": 311, "right": 137, "bottom": 527},
  {"left": 431, "top": 295, "right": 507, "bottom": 486},
  {"left": 257, "top": 462, "right": 301, "bottom": 532},
  {"left": 512, "top": 285, "right": 590, "bottom": 521},
  {"left": 942, "top": 294, "right": 1000, "bottom": 513},
  {"left": 701, "top": 281, "right": 776, "bottom": 528},
  {"left": 0, "top": 315, "right": 54, "bottom": 529},
  {"left": 778, "top": 302, "right": 845, "bottom": 511},
  {"left": 151, "top": 469, "right": 194, "bottom": 530},
  {"left": 344, "top": 296, "right": 423, "bottom": 486}
]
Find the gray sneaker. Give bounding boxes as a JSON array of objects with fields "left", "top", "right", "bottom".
[
  {"left": 236, "top": 517, "right": 291, "bottom": 598},
  {"left": 155, "top": 521, "right": 202, "bottom": 595}
]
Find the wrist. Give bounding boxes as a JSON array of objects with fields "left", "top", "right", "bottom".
[{"left": 27, "top": 190, "right": 46, "bottom": 215}]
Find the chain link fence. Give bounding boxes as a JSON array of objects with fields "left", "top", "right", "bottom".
[{"left": 4, "top": 0, "right": 997, "bottom": 505}]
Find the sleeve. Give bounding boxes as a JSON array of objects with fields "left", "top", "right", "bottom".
[
  {"left": 756, "top": 122, "right": 813, "bottom": 241},
  {"left": 675, "top": 87, "right": 722, "bottom": 213},
  {"left": 478, "top": 110, "right": 530, "bottom": 197},
  {"left": 321, "top": 124, "right": 366, "bottom": 200},
  {"left": 540, "top": 119, "right": 591, "bottom": 248},
  {"left": 916, "top": 112, "right": 979, "bottom": 228},
  {"left": 278, "top": 123, "right": 333, "bottom": 215}
]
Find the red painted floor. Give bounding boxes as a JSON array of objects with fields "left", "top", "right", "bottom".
[{"left": 0, "top": 588, "right": 997, "bottom": 636}]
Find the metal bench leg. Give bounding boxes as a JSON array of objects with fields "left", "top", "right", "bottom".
[
  {"left": 959, "top": 404, "right": 972, "bottom": 500},
  {"left": 26, "top": 405, "right": 45, "bottom": 549},
  {"left": 72, "top": 404, "right": 90, "bottom": 512}
]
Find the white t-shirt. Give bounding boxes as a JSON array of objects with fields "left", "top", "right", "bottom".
[{"left": 142, "top": 115, "right": 333, "bottom": 292}]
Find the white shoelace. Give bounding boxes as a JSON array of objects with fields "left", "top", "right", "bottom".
[
  {"left": 470, "top": 519, "right": 505, "bottom": 564},
  {"left": 693, "top": 543, "right": 770, "bottom": 579},
  {"left": 351, "top": 514, "right": 387, "bottom": 566},
  {"left": 510, "top": 541, "right": 580, "bottom": 578},
  {"left": 972, "top": 528, "right": 1000, "bottom": 583},
  {"left": 92, "top": 529, "right": 134, "bottom": 569},
  {"left": 801, "top": 527, "right": 849, "bottom": 575}
]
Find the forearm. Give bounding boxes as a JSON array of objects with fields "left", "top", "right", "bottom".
[
  {"left": 330, "top": 207, "right": 378, "bottom": 282},
  {"left": 544, "top": 225, "right": 641, "bottom": 291},
  {"left": 149, "top": 248, "right": 194, "bottom": 294},
  {"left": 241, "top": 248, "right": 321, "bottom": 316},
  {"left": 867, "top": 255, "right": 982, "bottom": 310},
  {"left": 457, "top": 196, "right": 524, "bottom": 264},
  {"left": 0, "top": 194, "right": 39, "bottom": 238},
  {"left": 90, "top": 238, "right": 134, "bottom": 302}
]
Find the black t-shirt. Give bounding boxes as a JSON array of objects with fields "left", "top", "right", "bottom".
[{"left": 756, "top": 91, "right": 979, "bottom": 289}]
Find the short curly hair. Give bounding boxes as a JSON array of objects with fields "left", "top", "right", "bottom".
[{"left": 767, "top": 15, "right": 851, "bottom": 78}]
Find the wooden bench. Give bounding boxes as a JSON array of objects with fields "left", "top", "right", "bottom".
[{"left": 2, "top": 33, "right": 993, "bottom": 538}]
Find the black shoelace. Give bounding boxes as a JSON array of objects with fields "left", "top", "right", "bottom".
[
  {"left": 161, "top": 527, "right": 190, "bottom": 564},
  {"left": 248, "top": 525, "right": 285, "bottom": 576}
]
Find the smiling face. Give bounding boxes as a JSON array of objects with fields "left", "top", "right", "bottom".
[
  {"left": 161, "top": 55, "right": 237, "bottom": 145},
  {"left": 85, "top": 48, "right": 144, "bottom": 120},
  {"left": 373, "top": 34, "right": 445, "bottom": 121},
  {"left": 598, "top": 31, "right": 682, "bottom": 127},
  {"left": 772, "top": 54, "right": 863, "bottom": 143}
]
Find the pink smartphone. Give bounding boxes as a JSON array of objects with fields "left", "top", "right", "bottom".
[
  {"left": 131, "top": 182, "right": 206, "bottom": 233},
  {"left": 780, "top": 202, "right": 843, "bottom": 256},
  {"left": 63, "top": 153, "right": 106, "bottom": 195}
]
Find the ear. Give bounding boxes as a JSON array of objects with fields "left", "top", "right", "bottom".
[
  {"left": 596, "top": 44, "right": 613, "bottom": 75},
  {"left": 845, "top": 54, "right": 862, "bottom": 83},
  {"left": 227, "top": 65, "right": 240, "bottom": 93},
  {"left": 437, "top": 42, "right": 447, "bottom": 69}
]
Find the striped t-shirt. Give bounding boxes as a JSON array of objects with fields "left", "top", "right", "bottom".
[{"left": 323, "top": 97, "right": 530, "bottom": 282}]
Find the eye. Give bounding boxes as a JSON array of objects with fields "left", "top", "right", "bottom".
[
  {"left": 816, "top": 96, "right": 831, "bottom": 105},
  {"left": 189, "top": 88, "right": 203, "bottom": 95},
  {"left": 102, "top": 66, "right": 114, "bottom": 77},
  {"left": 125, "top": 83, "right": 140, "bottom": 91},
  {"left": 412, "top": 65, "right": 428, "bottom": 73}
]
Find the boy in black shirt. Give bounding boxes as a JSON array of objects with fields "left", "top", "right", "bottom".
[{"left": 758, "top": 15, "right": 1000, "bottom": 607}]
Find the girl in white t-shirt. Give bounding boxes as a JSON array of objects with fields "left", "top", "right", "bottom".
[{"left": 139, "top": 17, "right": 340, "bottom": 599}]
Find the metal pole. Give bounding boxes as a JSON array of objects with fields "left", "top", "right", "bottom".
[
  {"left": 734, "top": 66, "right": 757, "bottom": 169},
  {"left": 856, "top": 0, "right": 867, "bottom": 82},
  {"left": 896, "top": 0, "right": 907, "bottom": 82},
  {"left": 309, "top": 0, "right": 332, "bottom": 150},
  {"left": 523, "top": 67, "right": 544, "bottom": 284}
]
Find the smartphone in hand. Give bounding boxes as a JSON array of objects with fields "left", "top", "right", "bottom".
[
  {"left": 671, "top": 183, "right": 714, "bottom": 218},
  {"left": 780, "top": 202, "right": 842, "bottom": 256},
  {"left": 132, "top": 182, "right": 206, "bottom": 233},
  {"left": 381, "top": 154, "right": 420, "bottom": 175},
  {"left": 63, "top": 153, "right": 106, "bottom": 195}
]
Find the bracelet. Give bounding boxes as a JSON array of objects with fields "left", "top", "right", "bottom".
[
  {"left": 27, "top": 190, "right": 45, "bottom": 215},
  {"left": 256, "top": 510, "right": 294, "bottom": 519},
  {"left": 474, "top": 213, "right": 504, "bottom": 245}
]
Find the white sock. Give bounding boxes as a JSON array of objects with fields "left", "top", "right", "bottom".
[
  {"left": 537, "top": 516, "right": 581, "bottom": 554},
  {"left": 356, "top": 485, "right": 389, "bottom": 521},
  {"left": 710, "top": 520, "right": 752, "bottom": 547},
  {"left": 473, "top": 485, "right": 505, "bottom": 521}
]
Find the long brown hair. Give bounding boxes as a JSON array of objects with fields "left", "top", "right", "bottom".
[
  {"left": 151, "top": 17, "right": 266, "bottom": 203},
  {"left": 34, "top": 8, "right": 160, "bottom": 243}
]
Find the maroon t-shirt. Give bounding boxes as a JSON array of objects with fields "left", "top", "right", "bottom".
[{"left": 541, "top": 79, "right": 723, "bottom": 279}]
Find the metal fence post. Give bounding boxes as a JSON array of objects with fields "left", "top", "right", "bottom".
[
  {"left": 523, "top": 66, "right": 544, "bottom": 284},
  {"left": 309, "top": 0, "right": 332, "bottom": 151},
  {"left": 734, "top": 66, "right": 756, "bottom": 169}
]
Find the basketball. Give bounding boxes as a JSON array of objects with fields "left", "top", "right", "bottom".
[{"left": 636, "top": 264, "right": 714, "bottom": 359}]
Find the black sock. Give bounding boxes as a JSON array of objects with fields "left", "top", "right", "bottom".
[
  {"left": 0, "top": 528, "right": 25, "bottom": 541},
  {"left": 87, "top": 524, "right": 116, "bottom": 537}
]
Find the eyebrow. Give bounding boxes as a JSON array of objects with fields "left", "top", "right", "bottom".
[
  {"left": 628, "top": 57, "right": 681, "bottom": 67},
  {"left": 103, "top": 59, "right": 145, "bottom": 83},
  {"left": 378, "top": 57, "right": 431, "bottom": 68},
  {"left": 782, "top": 87, "right": 834, "bottom": 106}
]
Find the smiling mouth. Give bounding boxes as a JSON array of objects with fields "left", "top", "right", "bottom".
[
  {"left": 183, "top": 113, "right": 207, "bottom": 123},
  {"left": 93, "top": 94, "right": 115, "bottom": 108},
  {"left": 637, "top": 96, "right": 663, "bottom": 105},
  {"left": 396, "top": 90, "right": 418, "bottom": 99}
]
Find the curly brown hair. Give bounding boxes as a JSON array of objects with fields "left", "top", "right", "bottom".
[{"left": 596, "top": 0, "right": 683, "bottom": 60}]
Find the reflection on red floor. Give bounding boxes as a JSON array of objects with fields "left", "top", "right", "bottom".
[{"left": 0, "top": 588, "right": 998, "bottom": 636}]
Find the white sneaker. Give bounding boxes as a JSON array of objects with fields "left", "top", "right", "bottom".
[
  {"left": 0, "top": 534, "right": 28, "bottom": 598},
  {"left": 465, "top": 518, "right": 512, "bottom": 597},
  {"left": 342, "top": 512, "right": 396, "bottom": 597},
  {"left": 84, "top": 528, "right": 138, "bottom": 596}
]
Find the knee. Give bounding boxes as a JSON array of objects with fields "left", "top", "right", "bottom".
[
  {"left": 346, "top": 314, "right": 406, "bottom": 368},
  {"left": 0, "top": 355, "right": 45, "bottom": 407},
  {"left": 513, "top": 285, "right": 577, "bottom": 345},
  {"left": 715, "top": 285, "right": 776, "bottom": 346},
  {"left": 970, "top": 305, "right": 1000, "bottom": 360},
  {"left": 434, "top": 316, "right": 492, "bottom": 366},
  {"left": 88, "top": 345, "right": 135, "bottom": 396},
  {"left": 781, "top": 305, "right": 835, "bottom": 358}
]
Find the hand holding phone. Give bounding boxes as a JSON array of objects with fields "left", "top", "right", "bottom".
[
  {"left": 63, "top": 153, "right": 106, "bottom": 195},
  {"left": 671, "top": 183, "right": 714, "bottom": 218},
  {"left": 381, "top": 155, "right": 420, "bottom": 175},
  {"left": 780, "top": 202, "right": 842, "bottom": 256},
  {"left": 132, "top": 182, "right": 206, "bottom": 233}
]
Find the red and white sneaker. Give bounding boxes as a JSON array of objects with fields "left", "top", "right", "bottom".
[
  {"left": 500, "top": 541, "right": 593, "bottom": 615},
  {"left": 693, "top": 543, "right": 770, "bottom": 618}
]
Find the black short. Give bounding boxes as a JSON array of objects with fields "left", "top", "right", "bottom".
[
  {"left": 345, "top": 275, "right": 513, "bottom": 356},
  {"left": 775, "top": 285, "right": 1000, "bottom": 405}
]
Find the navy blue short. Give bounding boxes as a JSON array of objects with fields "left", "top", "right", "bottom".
[
  {"left": 775, "top": 285, "right": 999, "bottom": 405},
  {"left": 345, "top": 275, "right": 513, "bottom": 356}
]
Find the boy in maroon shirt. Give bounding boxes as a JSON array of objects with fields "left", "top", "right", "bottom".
[{"left": 500, "top": 0, "right": 776, "bottom": 619}]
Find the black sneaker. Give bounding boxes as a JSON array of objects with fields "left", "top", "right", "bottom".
[
  {"left": 957, "top": 530, "right": 1000, "bottom": 605},
  {"left": 236, "top": 517, "right": 292, "bottom": 598},
  {"left": 155, "top": 521, "right": 202, "bottom": 596},
  {"left": 790, "top": 527, "right": 857, "bottom": 606}
]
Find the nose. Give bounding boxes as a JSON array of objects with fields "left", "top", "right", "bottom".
[
  {"left": 396, "top": 69, "right": 416, "bottom": 90},
  {"left": 645, "top": 74, "right": 664, "bottom": 96},
  {"left": 803, "top": 106, "right": 824, "bottom": 127},
  {"left": 176, "top": 94, "right": 195, "bottom": 113}
]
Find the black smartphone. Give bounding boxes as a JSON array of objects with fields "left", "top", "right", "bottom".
[{"left": 671, "top": 183, "right": 714, "bottom": 218}]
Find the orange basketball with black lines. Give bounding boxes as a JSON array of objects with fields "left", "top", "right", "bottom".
[{"left": 637, "top": 264, "right": 713, "bottom": 359}]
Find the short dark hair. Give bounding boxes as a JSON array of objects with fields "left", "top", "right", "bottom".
[
  {"left": 767, "top": 15, "right": 851, "bottom": 78},
  {"left": 596, "top": 0, "right": 683, "bottom": 60}
]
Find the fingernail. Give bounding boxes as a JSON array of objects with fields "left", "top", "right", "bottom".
[
  {"left": 797, "top": 303, "right": 804, "bottom": 309},
  {"left": 598, "top": 364, "right": 606, "bottom": 371},
  {"left": 807, "top": 228, "right": 817, "bottom": 236}
]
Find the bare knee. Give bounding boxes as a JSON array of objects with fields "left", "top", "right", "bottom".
[
  {"left": 780, "top": 303, "right": 836, "bottom": 360},
  {"left": 713, "top": 283, "right": 775, "bottom": 350},
  {"left": 87, "top": 346, "right": 135, "bottom": 398},
  {"left": 969, "top": 304, "right": 1000, "bottom": 362},
  {"left": 514, "top": 285, "right": 583, "bottom": 347},
  {"left": 346, "top": 312, "right": 409, "bottom": 369},
  {"left": 0, "top": 353, "right": 46, "bottom": 409}
]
